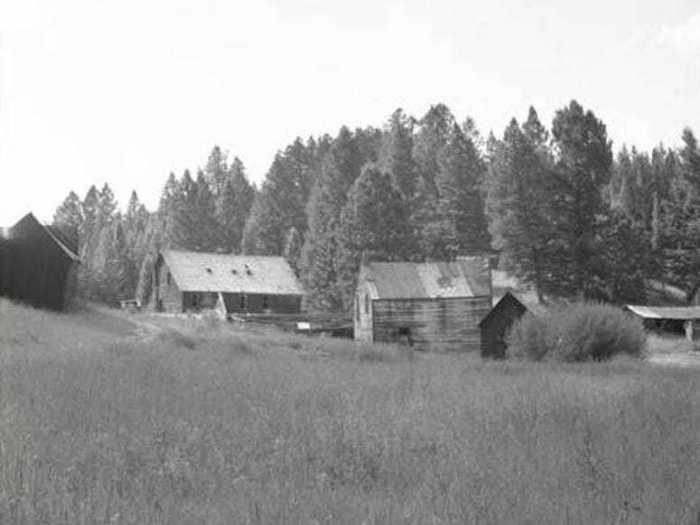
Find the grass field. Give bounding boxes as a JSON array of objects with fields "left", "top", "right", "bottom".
[{"left": 1, "top": 299, "right": 699, "bottom": 524}]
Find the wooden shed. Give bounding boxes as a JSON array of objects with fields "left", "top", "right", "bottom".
[
  {"left": 354, "top": 257, "right": 492, "bottom": 352},
  {"left": 624, "top": 305, "right": 700, "bottom": 341},
  {"left": 479, "top": 292, "right": 529, "bottom": 358},
  {"left": 153, "top": 250, "right": 305, "bottom": 316},
  {"left": 0, "top": 213, "right": 80, "bottom": 310}
]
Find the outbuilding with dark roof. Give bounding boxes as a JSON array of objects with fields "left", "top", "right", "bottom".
[
  {"left": 354, "top": 257, "right": 492, "bottom": 352},
  {"left": 152, "top": 250, "right": 305, "bottom": 316}
]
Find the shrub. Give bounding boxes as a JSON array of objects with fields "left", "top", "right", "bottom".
[{"left": 508, "top": 302, "right": 646, "bottom": 362}]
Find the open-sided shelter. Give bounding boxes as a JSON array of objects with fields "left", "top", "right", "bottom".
[
  {"left": 153, "top": 250, "right": 305, "bottom": 316},
  {"left": 354, "top": 257, "right": 492, "bottom": 352},
  {"left": 624, "top": 305, "right": 700, "bottom": 340},
  {"left": 0, "top": 213, "right": 80, "bottom": 310}
]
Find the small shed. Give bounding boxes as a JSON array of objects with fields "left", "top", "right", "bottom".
[
  {"left": 152, "top": 250, "right": 305, "bottom": 316},
  {"left": 624, "top": 305, "right": 700, "bottom": 340},
  {"left": 354, "top": 257, "right": 492, "bottom": 352},
  {"left": 0, "top": 213, "right": 80, "bottom": 310},
  {"left": 479, "top": 292, "right": 529, "bottom": 358}
]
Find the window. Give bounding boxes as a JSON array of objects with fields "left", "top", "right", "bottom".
[
  {"left": 239, "top": 294, "right": 246, "bottom": 310},
  {"left": 364, "top": 293, "right": 370, "bottom": 315},
  {"left": 166, "top": 271, "right": 171, "bottom": 285},
  {"left": 355, "top": 295, "right": 360, "bottom": 320},
  {"left": 192, "top": 293, "right": 200, "bottom": 309},
  {"left": 262, "top": 295, "right": 269, "bottom": 310}
]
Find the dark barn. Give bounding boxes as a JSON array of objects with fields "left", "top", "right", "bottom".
[
  {"left": 0, "top": 213, "right": 80, "bottom": 310},
  {"left": 479, "top": 292, "right": 529, "bottom": 358},
  {"left": 354, "top": 257, "right": 492, "bottom": 352},
  {"left": 153, "top": 250, "right": 305, "bottom": 316}
]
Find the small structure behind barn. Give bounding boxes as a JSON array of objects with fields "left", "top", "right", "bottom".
[
  {"left": 153, "top": 250, "right": 305, "bottom": 316},
  {"left": 479, "top": 292, "right": 530, "bottom": 359},
  {"left": 0, "top": 213, "right": 80, "bottom": 310},
  {"left": 354, "top": 257, "right": 492, "bottom": 352}
]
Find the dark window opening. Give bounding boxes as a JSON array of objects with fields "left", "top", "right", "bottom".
[
  {"left": 355, "top": 295, "right": 360, "bottom": 320},
  {"left": 397, "top": 326, "right": 413, "bottom": 346},
  {"left": 240, "top": 294, "right": 246, "bottom": 310},
  {"left": 166, "top": 271, "right": 171, "bottom": 285},
  {"left": 157, "top": 298, "right": 163, "bottom": 311},
  {"left": 364, "top": 294, "right": 370, "bottom": 314},
  {"left": 262, "top": 295, "right": 269, "bottom": 310},
  {"left": 192, "top": 293, "right": 199, "bottom": 309}
]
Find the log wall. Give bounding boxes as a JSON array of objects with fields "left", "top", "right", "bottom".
[{"left": 371, "top": 296, "right": 491, "bottom": 352}]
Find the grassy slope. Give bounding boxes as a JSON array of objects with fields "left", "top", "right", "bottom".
[{"left": 0, "top": 300, "right": 699, "bottom": 524}]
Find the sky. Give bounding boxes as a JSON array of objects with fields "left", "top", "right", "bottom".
[{"left": 1, "top": 0, "right": 699, "bottom": 225}]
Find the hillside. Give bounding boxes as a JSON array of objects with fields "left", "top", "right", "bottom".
[{"left": 0, "top": 300, "right": 699, "bottom": 523}]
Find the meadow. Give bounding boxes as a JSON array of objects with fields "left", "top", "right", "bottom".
[{"left": 0, "top": 299, "right": 699, "bottom": 524}]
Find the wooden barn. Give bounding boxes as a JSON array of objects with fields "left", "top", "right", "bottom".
[
  {"left": 152, "top": 250, "right": 305, "bottom": 316},
  {"left": 0, "top": 213, "right": 80, "bottom": 310},
  {"left": 479, "top": 292, "right": 531, "bottom": 358},
  {"left": 354, "top": 257, "right": 492, "bottom": 352}
]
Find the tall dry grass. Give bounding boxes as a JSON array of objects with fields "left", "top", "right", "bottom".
[{"left": 0, "top": 299, "right": 699, "bottom": 524}]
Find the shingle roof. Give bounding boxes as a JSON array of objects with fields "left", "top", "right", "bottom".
[
  {"left": 625, "top": 305, "right": 700, "bottom": 320},
  {"left": 360, "top": 257, "right": 491, "bottom": 299},
  {"left": 161, "top": 250, "right": 305, "bottom": 295}
]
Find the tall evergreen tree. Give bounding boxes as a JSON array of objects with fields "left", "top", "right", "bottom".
[
  {"left": 548, "top": 100, "right": 613, "bottom": 298},
  {"left": 486, "top": 113, "right": 554, "bottom": 300},
  {"left": 336, "top": 165, "right": 413, "bottom": 308}
]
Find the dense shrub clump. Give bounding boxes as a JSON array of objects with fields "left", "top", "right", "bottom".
[{"left": 508, "top": 302, "right": 646, "bottom": 361}]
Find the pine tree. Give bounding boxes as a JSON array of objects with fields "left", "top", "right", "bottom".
[
  {"left": 52, "top": 191, "right": 83, "bottom": 247},
  {"left": 486, "top": 114, "right": 554, "bottom": 300},
  {"left": 205, "top": 145, "right": 229, "bottom": 196},
  {"left": 300, "top": 127, "right": 368, "bottom": 309},
  {"left": 379, "top": 109, "right": 417, "bottom": 199},
  {"left": 336, "top": 165, "right": 412, "bottom": 308},
  {"left": 433, "top": 123, "right": 490, "bottom": 257},
  {"left": 549, "top": 100, "right": 613, "bottom": 298}
]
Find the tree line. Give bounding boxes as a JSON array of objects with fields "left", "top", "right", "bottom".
[{"left": 52, "top": 100, "right": 700, "bottom": 310}]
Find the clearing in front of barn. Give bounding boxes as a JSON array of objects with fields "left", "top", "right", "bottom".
[{"left": 0, "top": 299, "right": 699, "bottom": 524}]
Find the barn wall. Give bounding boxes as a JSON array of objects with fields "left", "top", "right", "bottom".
[
  {"left": 222, "top": 293, "right": 302, "bottom": 314},
  {"left": 0, "top": 219, "right": 75, "bottom": 310},
  {"left": 154, "top": 261, "right": 183, "bottom": 312},
  {"left": 354, "top": 283, "right": 374, "bottom": 343},
  {"left": 182, "top": 291, "right": 218, "bottom": 311},
  {"left": 371, "top": 296, "right": 492, "bottom": 352}
]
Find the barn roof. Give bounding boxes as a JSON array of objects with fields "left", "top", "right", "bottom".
[
  {"left": 625, "top": 305, "right": 700, "bottom": 321},
  {"left": 160, "top": 250, "right": 305, "bottom": 295},
  {"left": 360, "top": 257, "right": 491, "bottom": 299},
  {"left": 9, "top": 213, "right": 80, "bottom": 261}
]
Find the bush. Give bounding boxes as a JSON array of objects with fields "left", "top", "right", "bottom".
[{"left": 508, "top": 302, "right": 646, "bottom": 362}]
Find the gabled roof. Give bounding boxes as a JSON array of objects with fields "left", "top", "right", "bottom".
[
  {"left": 359, "top": 257, "right": 491, "bottom": 299},
  {"left": 479, "top": 291, "right": 528, "bottom": 327},
  {"left": 9, "top": 213, "right": 80, "bottom": 261},
  {"left": 625, "top": 305, "right": 700, "bottom": 321},
  {"left": 160, "top": 250, "right": 305, "bottom": 295}
]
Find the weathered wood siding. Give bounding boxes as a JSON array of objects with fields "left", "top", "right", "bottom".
[
  {"left": 371, "top": 296, "right": 491, "bottom": 352},
  {"left": 153, "top": 260, "right": 183, "bottom": 312},
  {"left": 480, "top": 295, "right": 527, "bottom": 358},
  {"left": 354, "top": 283, "right": 374, "bottom": 343}
]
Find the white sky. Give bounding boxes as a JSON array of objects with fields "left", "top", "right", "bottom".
[{"left": 1, "top": 0, "right": 699, "bottom": 225}]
